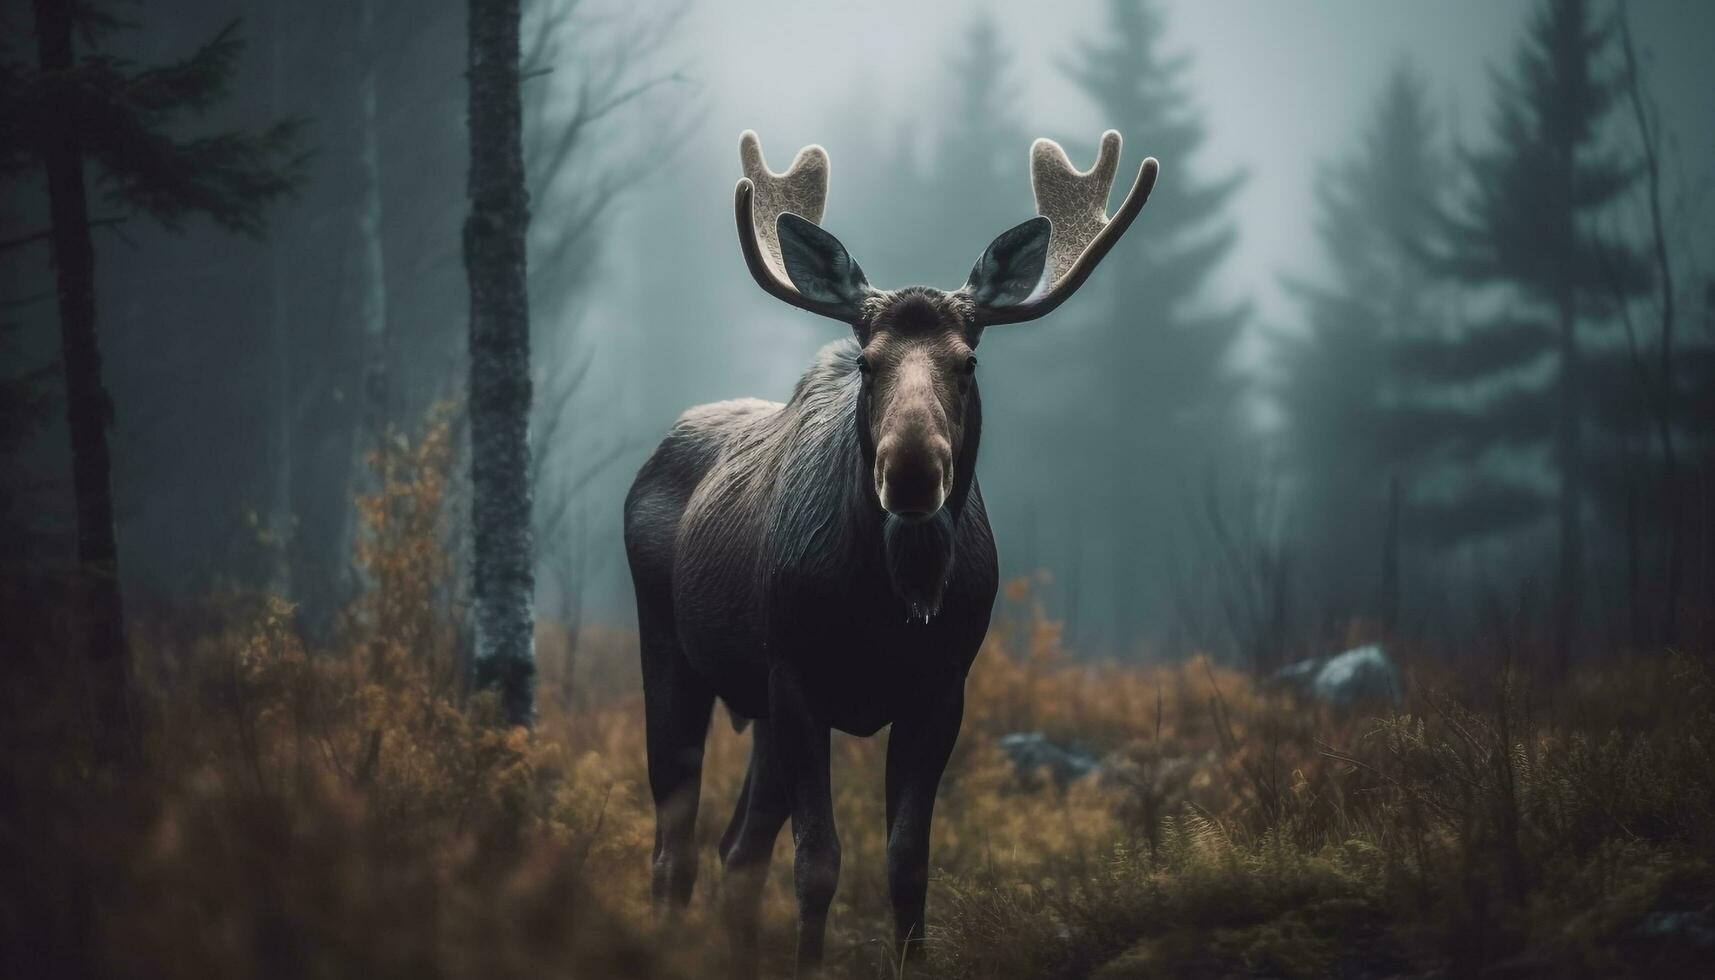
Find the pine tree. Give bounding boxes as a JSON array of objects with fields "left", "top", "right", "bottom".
[
  {"left": 868, "top": 12, "right": 1026, "bottom": 290},
  {"left": 1056, "top": 0, "right": 1248, "bottom": 653},
  {"left": 933, "top": 14, "right": 1026, "bottom": 275},
  {"left": 0, "top": 320, "right": 57, "bottom": 561},
  {"left": 1276, "top": 63, "right": 1448, "bottom": 632},
  {"left": 1595, "top": 2, "right": 1699, "bottom": 647},
  {"left": 5, "top": 1, "right": 303, "bottom": 759},
  {"left": 465, "top": 0, "right": 536, "bottom": 727},
  {"left": 1430, "top": 0, "right": 1648, "bottom": 669}
]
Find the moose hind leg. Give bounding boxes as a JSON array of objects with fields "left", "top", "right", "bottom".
[
  {"left": 722, "top": 719, "right": 790, "bottom": 974},
  {"left": 717, "top": 758, "right": 753, "bottom": 867},
  {"left": 639, "top": 603, "right": 714, "bottom": 910}
]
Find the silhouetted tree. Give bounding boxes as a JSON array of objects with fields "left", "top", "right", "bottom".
[
  {"left": 0, "top": 320, "right": 56, "bottom": 561},
  {"left": 915, "top": 12, "right": 1026, "bottom": 281},
  {"left": 1059, "top": 0, "right": 1248, "bottom": 653},
  {"left": 523, "top": 0, "right": 691, "bottom": 654},
  {"left": 1276, "top": 63, "right": 1449, "bottom": 634},
  {"left": 1601, "top": 1, "right": 1686, "bottom": 646},
  {"left": 276, "top": 0, "right": 467, "bottom": 629},
  {"left": 1432, "top": 0, "right": 1647, "bottom": 670},
  {"left": 465, "top": 0, "right": 535, "bottom": 726},
  {"left": 355, "top": 0, "right": 390, "bottom": 439},
  {"left": 5, "top": 1, "right": 302, "bottom": 758}
]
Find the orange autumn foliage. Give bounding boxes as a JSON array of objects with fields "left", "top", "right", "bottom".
[{"left": 6, "top": 407, "right": 1709, "bottom": 979}]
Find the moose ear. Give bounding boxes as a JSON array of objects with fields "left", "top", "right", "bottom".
[
  {"left": 777, "top": 213, "right": 869, "bottom": 310},
  {"left": 963, "top": 216, "right": 1051, "bottom": 309}
]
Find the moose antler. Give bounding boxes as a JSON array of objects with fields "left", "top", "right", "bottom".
[
  {"left": 735, "top": 129, "right": 1157, "bottom": 327},
  {"left": 975, "top": 131, "right": 1159, "bottom": 326},
  {"left": 734, "top": 132, "right": 851, "bottom": 321}
]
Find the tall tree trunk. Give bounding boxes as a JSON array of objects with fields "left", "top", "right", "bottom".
[
  {"left": 1549, "top": 96, "right": 1584, "bottom": 677},
  {"left": 268, "top": 0, "right": 294, "bottom": 598},
  {"left": 1553, "top": 289, "right": 1582, "bottom": 676},
  {"left": 1624, "top": 432, "right": 1642, "bottom": 649},
  {"left": 1380, "top": 474, "right": 1401, "bottom": 634},
  {"left": 334, "top": 0, "right": 391, "bottom": 598},
  {"left": 1617, "top": 6, "right": 1681, "bottom": 646},
  {"left": 356, "top": 0, "right": 389, "bottom": 436},
  {"left": 465, "top": 0, "right": 536, "bottom": 726},
  {"left": 32, "top": 0, "right": 130, "bottom": 760}
]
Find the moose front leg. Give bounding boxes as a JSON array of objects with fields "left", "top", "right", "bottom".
[
  {"left": 885, "top": 680, "right": 964, "bottom": 963},
  {"left": 768, "top": 665, "right": 839, "bottom": 975}
]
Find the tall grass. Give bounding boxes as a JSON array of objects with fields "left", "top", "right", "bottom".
[{"left": 4, "top": 415, "right": 1711, "bottom": 978}]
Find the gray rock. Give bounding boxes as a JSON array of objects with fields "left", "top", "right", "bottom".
[
  {"left": 997, "top": 731, "right": 1101, "bottom": 789},
  {"left": 1272, "top": 643, "right": 1403, "bottom": 708},
  {"left": 1636, "top": 908, "right": 1715, "bottom": 947}
]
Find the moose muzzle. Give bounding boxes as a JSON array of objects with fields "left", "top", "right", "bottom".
[{"left": 876, "top": 433, "right": 951, "bottom": 521}]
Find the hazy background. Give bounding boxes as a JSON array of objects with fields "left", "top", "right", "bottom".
[{"left": 5, "top": 0, "right": 1713, "bottom": 664}]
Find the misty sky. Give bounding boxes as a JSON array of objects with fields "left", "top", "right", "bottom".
[
  {"left": 578, "top": 1, "right": 1711, "bottom": 357},
  {"left": 16, "top": 0, "right": 1706, "bottom": 633},
  {"left": 664, "top": 0, "right": 1537, "bottom": 326},
  {"left": 546, "top": 0, "right": 1714, "bottom": 616}
]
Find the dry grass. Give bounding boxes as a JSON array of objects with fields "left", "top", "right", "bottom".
[{"left": 5, "top": 417, "right": 1713, "bottom": 979}]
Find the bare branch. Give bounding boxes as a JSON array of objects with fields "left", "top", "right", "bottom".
[
  {"left": 530, "top": 345, "right": 594, "bottom": 489},
  {"left": 0, "top": 216, "right": 129, "bottom": 254},
  {"left": 1, "top": 291, "right": 54, "bottom": 310},
  {"left": 0, "top": 229, "right": 50, "bottom": 253},
  {"left": 563, "top": 439, "right": 628, "bottom": 496}
]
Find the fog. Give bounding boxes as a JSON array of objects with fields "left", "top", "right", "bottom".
[{"left": 5, "top": 0, "right": 1713, "bottom": 663}]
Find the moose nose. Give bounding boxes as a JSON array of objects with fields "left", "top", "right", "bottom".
[{"left": 877, "top": 436, "right": 951, "bottom": 521}]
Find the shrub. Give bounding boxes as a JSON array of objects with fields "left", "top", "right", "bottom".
[{"left": 4, "top": 419, "right": 1711, "bottom": 978}]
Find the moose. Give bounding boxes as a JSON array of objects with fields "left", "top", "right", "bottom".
[{"left": 623, "top": 129, "right": 1157, "bottom": 973}]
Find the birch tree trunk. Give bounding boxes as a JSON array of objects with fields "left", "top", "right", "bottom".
[
  {"left": 334, "top": 0, "right": 391, "bottom": 599},
  {"left": 356, "top": 0, "right": 389, "bottom": 436},
  {"left": 268, "top": 0, "right": 294, "bottom": 598},
  {"left": 33, "top": 0, "right": 131, "bottom": 761},
  {"left": 465, "top": 0, "right": 536, "bottom": 726}
]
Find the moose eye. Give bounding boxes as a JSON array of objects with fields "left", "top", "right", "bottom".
[
  {"left": 856, "top": 356, "right": 873, "bottom": 376},
  {"left": 963, "top": 356, "right": 978, "bottom": 376}
]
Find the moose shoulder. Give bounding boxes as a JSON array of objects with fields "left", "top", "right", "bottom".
[
  {"left": 632, "top": 334, "right": 998, "bottom": 734},
  {"left": 623, "top": 129, "right": 1158, "bottom": 975}
]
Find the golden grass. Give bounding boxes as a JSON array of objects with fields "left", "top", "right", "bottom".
[
  {"left": 6, "top": 414, "right": 1712, "bottom": 979},
  {"left": 84, "top": 587, "right": 1711, "bottom": 979}
]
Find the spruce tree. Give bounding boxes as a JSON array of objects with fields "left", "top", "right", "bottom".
[
  {"left": 1276, "top": 63, "right": 1449, "bottom": 632},
  {"left": 0, "top": 321, "right": 56, "bottom": 561},
  {"left": 873, "top": 12, "right": 1027, "bottom": 290},
  {"left": 935, "top": 14, "right": 1026, "bottom": 272},
  {"left": 1056, "top": 0, "right": 1248, "bottom": 652},
  {"left": 1431, "top": 0, "right": 1647, "bottom": 668},
  {"left": 5, "top": 1, "right": 302, "bottom": 758}
]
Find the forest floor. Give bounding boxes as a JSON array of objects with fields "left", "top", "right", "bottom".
[
  {"left": 10, "top": 592, "right": 1714, "bottom": 979},
  {"left": 5, "top": 426, "right": 1712, "bottom": 978}
]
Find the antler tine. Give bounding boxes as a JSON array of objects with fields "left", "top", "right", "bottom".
[
  {"left": 1034, "top": 130, "right": 1121, "bottom": 287},
  {"left": 735, "top": 132, "right": 851, "bottom": 321},
  {"left": 976, "top": 130, "right": 1159, "bottom": 327},
  {"left": 740, "top": 131, "right": 829, "bottom": 277}
]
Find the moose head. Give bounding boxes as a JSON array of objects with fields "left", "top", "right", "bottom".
[{"left": 734, "top": 130, "right": 1159, "bottom": 523}]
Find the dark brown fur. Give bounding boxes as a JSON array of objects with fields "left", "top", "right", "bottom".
[
  {"left": 626, "top": 163, "right": 1113, "bottom": 972},
  {"left": 624, "top": 291, "right": 995, "bottom": 973}
]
